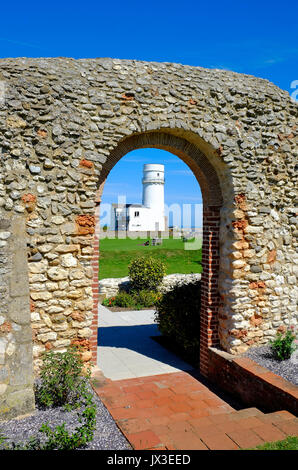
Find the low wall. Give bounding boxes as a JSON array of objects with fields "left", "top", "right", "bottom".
[
  {"left": 208, "top": 348, "right": 298, "bottom": 416},
  {"left": 99, "top": 273, "right": 202, "bottom": 298}
]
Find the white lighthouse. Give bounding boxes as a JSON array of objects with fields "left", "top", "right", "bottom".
[
  {"left": 110, "top": 163, "right": 166, "bottom": 232},
  {"left": 142, "top": 164, "right": 165, "bottom": 231}
]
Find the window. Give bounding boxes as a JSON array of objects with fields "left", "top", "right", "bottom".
[{"left": 134, "top": 211, "right": 139, "bottom": 217}]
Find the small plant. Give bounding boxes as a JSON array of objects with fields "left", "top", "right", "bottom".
[
  {"left": 128, "top": 256, "right": 166, "bottom": 292},
  {"left": 134, "top": 289, "right": 161, "bottom": 308},
  {"left": 0, "top": 432, "right": 7, "bottom": 449},
  {"left": 102, "top": 296, "right": 117, "bottom": 307},
  {"left": 102, "top": 290, "right": 161, "bottom": 310},
  {"left": 8, "top": 389, "right": 97, "bottom": 450},
  {"left": 35, "top": 346, "right": 90, "bottom": 409},
  {"left": 1, "top": 347, "right": 97, "bottom": 450},
  {"left": 270, "top": 326, "right": 296, "bottom": 361}
]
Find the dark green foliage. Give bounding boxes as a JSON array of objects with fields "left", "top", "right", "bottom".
[
  {"left": 154, "top": 280, "right": 201, "bottom": 365},
  {"left": 128, "top": 256, "right": 166, "bottom": 292},
  {"left": 270, "top": 327, "right": 296, "bottom": 361}
]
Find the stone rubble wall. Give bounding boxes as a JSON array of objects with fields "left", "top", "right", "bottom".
[
  {"left": 99, "top": 273, "right": 202, "bottom": 298},
  {"left": 0, "top": 57, "right": 296, "bottom": 419}
]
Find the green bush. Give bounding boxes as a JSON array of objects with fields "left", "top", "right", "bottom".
[
  {"left": 102, "top": 290, "right": 161, "bottom": 310},
  {"left": 8, "top": 388, "right": 97, "bottom": 450},
  {"left": 35, "top": 346, "right": 90, "bottom": 409},
  {"left": 128, "top": 256, "right": 166, "bottom": 292},
  {"left": 270, "top": 327, "right": 296, "bottom": 361},
  {"left": 1, "top": 347, "right": 97, "bottom": 450},
  {"left": 135, "top": 289, "right": 161, "bottom": 308},
  {"left": 111, "top": 291, "right": 136, "bottom": 308},
  {"left": 154, "top": 280, "right": 201, "bottom": 364}
]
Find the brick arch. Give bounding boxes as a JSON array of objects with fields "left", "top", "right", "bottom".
[
  {"left": 97, "top": 131, "right": 223, "bottom": 206},
  {"left": 91, "top": 130, "right": 225, "bottom": 377}
]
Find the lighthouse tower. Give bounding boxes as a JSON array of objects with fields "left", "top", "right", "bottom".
[
  {"left": 110, "top": 163, "right": 167, "bottom": 232},
  {"left": 142, "top": 164, "right": 165, "bottom": 231}
]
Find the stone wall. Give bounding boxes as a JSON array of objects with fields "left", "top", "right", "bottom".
[
  {"left": 0, "top": 57, "right": 297, "bottom": 419},
  {"left": 99, "top": 273, "right": 202, "bottom": 298}
]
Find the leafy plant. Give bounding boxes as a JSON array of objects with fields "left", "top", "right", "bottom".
[
  {"left": 0, "top": 432, "right": 7, "bottom": 449},
  {"left": 102, "top": 290, "right": 161, "bottom": 310},
  {"left": 35, "top": 347, "right": 90, "bottom": 409},
  {"left": 134, "top": 289, "right": 161, "bottom": 308},
  {"left": 8, "top": 389, "right": 97, "bottom": 450},
  {"left": 154, "top": 280, "right": 201, "bottom": 364},
  {"left": 270, "top": 327, "right": 296, "bottom": 361},
  {"left": 128, "top": 256, "right": 166, "bottom": 292},
  {"left": 1, "top": 347, "right": 97, "bottom": 451}
]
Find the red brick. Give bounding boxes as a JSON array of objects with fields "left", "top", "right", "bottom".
[
  {"left": 201, "top": 432, "right": 239, "bottom": 450},
  {"left": 120, "top": 418, "right": 150, "bottom": 434},
  {"left": 252, "top": 424, "right": 286, "bottom": 442},
  {"left": 226, "top": 429, "right": 264, "bottom": 449},
  {"left": 168, "top": 430, "right": 208, "bottom": 450},
  {"left": 126, "top": 430, "right": 161, "bottom": 450},
  {"left": 238, "top": 416, "right": 264, "bottom": 429},
  {"left": 274, "top": 420, "right": 298, "bottom": 436}
]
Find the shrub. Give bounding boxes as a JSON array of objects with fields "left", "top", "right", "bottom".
[
  {"left": 35, "top": 346, "right": 91, "bottom": 409},
  {"left": 270, "top": 326, "right": 296, "bottom": 361},
  {"left": 1, "top": 347, "right": 97, "bottom": 450},
  {"left": 8, "top": 388, "right": 97, "bottom": 450},
  {"left": 128, "top": 256, "right": 166, "bottom": 292},
  {"left": 102, "top": 290, "right": 161, "bottom": 310},
  {"left": 154, "top": 280, "right": 201, "bottom": 364},
  {"left": 134, "top": 290, "right": 161, "bottom": 308},
  {"left": 111, "top": 291, "right": 136, "bottom": 308}
]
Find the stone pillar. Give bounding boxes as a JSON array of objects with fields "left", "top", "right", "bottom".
[{"left": 0, "top": 215, "right": 35, "bottom": 421}]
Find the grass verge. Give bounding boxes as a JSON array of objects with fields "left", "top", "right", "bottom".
[
  {"left": 99, "top": 237, "right": 202, "bottom": 279},
  {"left": 249, "top": 436, "right": 298, "bottom": 450}
]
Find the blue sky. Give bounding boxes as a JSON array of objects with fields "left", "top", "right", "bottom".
[{"left": 1, "top": 0, "right": 297, "bottom": 227}]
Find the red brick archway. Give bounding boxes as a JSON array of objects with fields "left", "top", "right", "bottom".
[{"left": 90, "top": 131, "right": 223, "bottom": 377}]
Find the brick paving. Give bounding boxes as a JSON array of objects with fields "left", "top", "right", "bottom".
[{"left": 92, "top": 370, "right": 298, "bottom": 450}]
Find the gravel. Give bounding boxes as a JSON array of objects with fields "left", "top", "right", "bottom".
[
  {"left": 243, "top": 344, "right": 298, "bottom": 386},
  {"left": 0, "top": 386, "right": 131, "bottom": 450}
]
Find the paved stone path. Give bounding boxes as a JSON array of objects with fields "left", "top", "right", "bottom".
[
  {"left": 97, "top": 305, "right": 193, "bottom": 380},
  {"left": 95, "top": 306, "right": 298, "bottom": 450}
]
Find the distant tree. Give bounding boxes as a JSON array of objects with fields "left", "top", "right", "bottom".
[{"left": 102, "top": 225, "right": 108, "bottom": 232}]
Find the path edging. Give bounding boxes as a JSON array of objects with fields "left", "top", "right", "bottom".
[{"left": 208, "top": 347, "right": 298, "bottom": 416}]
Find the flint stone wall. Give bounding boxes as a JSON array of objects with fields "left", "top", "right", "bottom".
[
  {"left": 99, "top": 273, "right": 202, "bottom": 298},
  {"left": 0, "top": 57, "right": 297, "bottom": 420}
]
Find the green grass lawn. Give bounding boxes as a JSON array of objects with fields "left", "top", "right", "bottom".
[{"left": 98, "top": 236, "right": 202, "bottom": 279}]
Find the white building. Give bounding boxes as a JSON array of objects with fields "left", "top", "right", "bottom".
[{"left": 111, "top": 164, "right": 167, "bottom": 232}]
